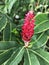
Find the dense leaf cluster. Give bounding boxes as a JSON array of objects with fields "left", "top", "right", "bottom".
[{"left": 0, "top": 0, "right": 49, "bottom": 65}]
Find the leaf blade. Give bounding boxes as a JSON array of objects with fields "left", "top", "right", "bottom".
[
  {"left": 29, "top": 49, "right": 49, "bottom": 63},
  {"left": 24, "top": 49, "right": 40, "bottom": 65},
  {"left": 0, "top": 49, "right": 13, "bottom": 65},
  {"left": 9, "top": 46, "right": 25, "bottom": 65},
  {"left": 34, "top": 13, "right": 49, "bottom": 34},
  {"left": 0, "top": 14, "right": 7, "bottom": 32},
  {"left": 0, "top": 41, "right": 19, "bottom": 50},
  {"left": 31, "top": 32, "right": 48, "bottom": 49}
]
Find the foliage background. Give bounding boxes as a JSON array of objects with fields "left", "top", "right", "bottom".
[{"left": 0, "top": 0, "right": 49, "bottom": 65}]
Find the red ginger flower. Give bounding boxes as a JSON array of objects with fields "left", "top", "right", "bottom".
[{"left": 21, "top": 11, "right": 35, "bottom": 42}]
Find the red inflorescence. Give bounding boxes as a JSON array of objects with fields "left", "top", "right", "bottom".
[{"left": 21, "top": 11, "right": 35, "bottom": 42}]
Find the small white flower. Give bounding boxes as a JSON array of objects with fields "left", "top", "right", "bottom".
[{"left": 15, "top": 15, "right": 19, "bottom": 19}]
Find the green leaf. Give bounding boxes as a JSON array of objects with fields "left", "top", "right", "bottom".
[
  {"left": 34, "top": 20, "right": 49, "bottom": 34},
  {"left": 0, "top": 49, "right": 13, "bottom": 65},
  {"left": 3, "top": 5, "right": 7, "bottom": 14},
  {"left": 24, "top": 49, "right": 40, "bottom": 65},
  {"left": 35, "top": 13, "right": 48, "bottom": 25},
  {"left": 0, "top": 41, "right": 19, "bottom": 50},
  {"left": 29, "top": 48, "right": 49, "bottom": 64},
  {"left": 37, "top": 55, "right": 49, "bottom": 65},
  {"left": 0, "top": 5, "right": 4, "bottom": 10},
  {"left": 34, "top": 13, "right": 49, "bottom": 34},
  {"left": 5, "top": 48, "right": 20, "bottom": 65},
  {"left": 3, "top": 21, "right": 17, "bottom": 41},
  {"left": 3, "top": 23, "right": 10, "bottom": 41},
  {"left": 0, "top": 14, "right": 7, "bottom": 32},
  {"left": 10, "top": 23, "right": 17, "bottom": 41},
  {"left": 46, "top": 30, "right": 49, "bottom": 37},
  {"left": 30, "top": 32, "right": 48, "bottom": 49},
  {"left": 9, "top": 46, "right": 25, "bottom": 65},
  {"left": 7, "top": 0, "right": 17, "bottom": 13}
]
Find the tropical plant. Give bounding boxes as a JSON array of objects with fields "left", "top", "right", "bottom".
[{"left": 0, "top": 0, "right": 49, "bottom": 65}]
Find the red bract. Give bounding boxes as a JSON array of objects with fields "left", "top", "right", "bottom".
[{"left": 21, "top": 11, "right": 35, "bottom": 42}]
